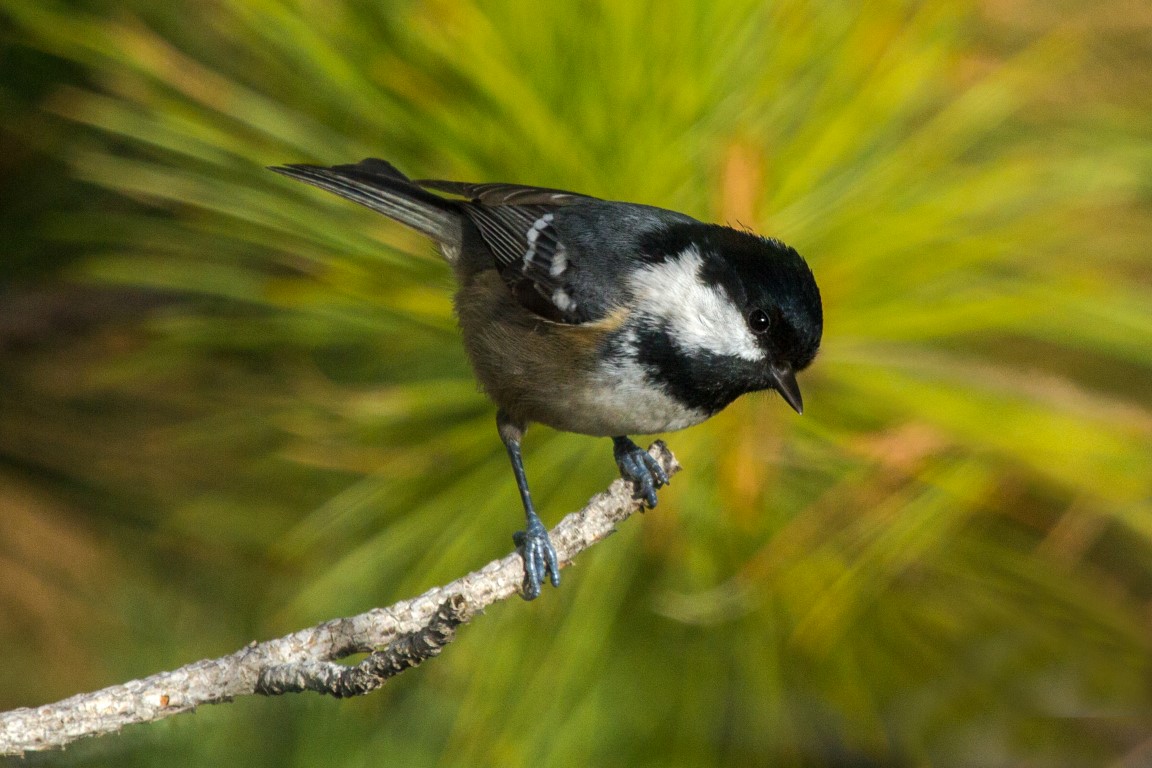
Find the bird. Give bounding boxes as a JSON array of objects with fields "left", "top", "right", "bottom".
[{"left": 269, "top": 159, "right": 823, "bottom": 599}]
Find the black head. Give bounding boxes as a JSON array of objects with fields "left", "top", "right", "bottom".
[{"left": 634, "top": 223, "right": 823, "bottom": 414}]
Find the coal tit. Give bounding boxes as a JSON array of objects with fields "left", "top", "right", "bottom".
[{"left": 269, "top": 159, "right": 823, "bottom": 599}]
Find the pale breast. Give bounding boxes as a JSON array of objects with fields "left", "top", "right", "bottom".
[
  {"left": 454, "top": 272, "right": 709, "bottom": 436},
  {"left": 547, "top": 359, "right": 711, "bottom": 436}
]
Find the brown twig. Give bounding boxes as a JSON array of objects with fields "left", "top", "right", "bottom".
[{"left": 0, "top": 442, "right": 680, "bottom": 756}]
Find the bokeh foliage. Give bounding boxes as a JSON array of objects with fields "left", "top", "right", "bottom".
[{"left": 2, "top": 0, "right": 1151, "bottom": 765}]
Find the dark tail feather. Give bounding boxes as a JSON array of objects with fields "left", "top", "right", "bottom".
[{"left": 269, "top": 159, "right": 463, "bottom": 252}]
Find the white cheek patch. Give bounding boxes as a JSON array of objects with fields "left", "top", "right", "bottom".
[{"left": 628, "top": 246, "right": 764, "bottom": 361}]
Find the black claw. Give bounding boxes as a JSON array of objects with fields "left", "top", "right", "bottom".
[
  {"left": 514, "top": 514, "right": 560, "bottom": 601},
  {"left": 613, "top": 436, "right": 668, "bottom": 508}
]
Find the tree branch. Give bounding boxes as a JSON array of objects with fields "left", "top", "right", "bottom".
[{"left": 0, "top": 442, "right": 680, "bottom": 756}]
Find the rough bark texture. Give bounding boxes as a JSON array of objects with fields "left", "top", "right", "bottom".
[
  {"left": 0, "top": 442, "right": 680, "bottom": 756},
  {"left": 255, "top": 594, "right": 472, "bottom": 698}
]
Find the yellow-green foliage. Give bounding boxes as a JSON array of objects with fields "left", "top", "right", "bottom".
[{"left": 1, "top": 0, "right": 1150, "bottom": 765}]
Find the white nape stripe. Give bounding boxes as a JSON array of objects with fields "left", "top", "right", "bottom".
[{"left": 627, "top": 246, "right": 764, "bottom": 361}]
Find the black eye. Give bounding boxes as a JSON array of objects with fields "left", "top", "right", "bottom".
[{"left": 748, "top": 309, "right": 771, "bottom": 334}]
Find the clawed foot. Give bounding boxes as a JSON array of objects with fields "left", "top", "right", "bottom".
[
  {"left": 513, "top": 514, "right": 560, "bottom": 600},
  {"left": 613, "top": 436, "right": 668, "bottom": 508}
]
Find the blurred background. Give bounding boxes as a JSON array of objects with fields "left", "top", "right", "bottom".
[{"left": 2, "top": 0, "right": 1151, "bottom": 765}]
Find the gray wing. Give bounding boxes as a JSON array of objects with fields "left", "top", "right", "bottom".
[
  {"left": 414, "top": 178, "right": 601, "bottom": 323},
  {"left": 271, "top": 160, "right": 686, "bottom": 325},
  {"left": 466, "top": 203, "right": 592, "bottom": 324},
  {"left": 456, "top": 198, "right": 699, "bottom": 326},
  {"left": 415, "top": 179, "right": 596, "bottom": 207}
]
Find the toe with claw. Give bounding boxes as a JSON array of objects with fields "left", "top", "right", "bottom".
[
  {"left": 513, "top": 513, "right": 560, "bottom": 600},
  {"left": 613, "top": 436, "right": 669, "bottom": 508}
]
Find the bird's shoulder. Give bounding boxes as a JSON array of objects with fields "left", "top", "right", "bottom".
[{"left": 417, "top": 176, "right": 698, "bottom": 324}]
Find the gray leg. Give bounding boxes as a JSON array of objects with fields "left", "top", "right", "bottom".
[{"left": 497, "top": 411, "right": 560, "bottom": 600}]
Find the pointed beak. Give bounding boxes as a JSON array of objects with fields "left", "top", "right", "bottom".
[{"left": 769, "top": 365, "right": 804, "bottom": 414}]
